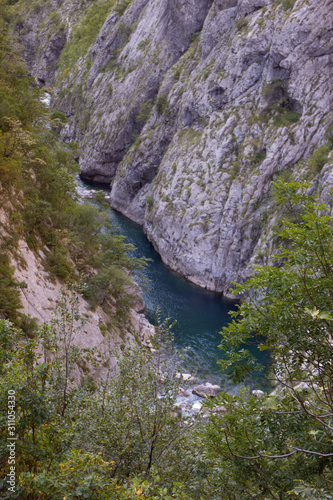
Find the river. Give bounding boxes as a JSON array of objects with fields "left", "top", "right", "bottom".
[{"left": 77, "top": 179, "right": 269, "bottom": 392}]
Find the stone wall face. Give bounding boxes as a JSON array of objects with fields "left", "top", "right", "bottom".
[{"left": 19, "top": 0, "right": 333, "bottom": 295}]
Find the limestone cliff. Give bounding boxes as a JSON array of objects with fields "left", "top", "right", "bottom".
[
  {"left": 0, "top": 205, "right": 153, "bottom": 378},
  {"left": 14, "top": 0, "right": 333, "bottom": 296}
]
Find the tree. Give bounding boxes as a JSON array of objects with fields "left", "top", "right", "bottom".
[
  {"left": 0, "top": 289, "right": 94, "bottom": 497},
  {"left": 74, "top": 313, "right": 202, "bottom": 490},
  {"left": 0, "top": 299, "right": 204, "bottom": 499},
  {"left": 203, "top": 181, "right": 333, "bottom": 499}
]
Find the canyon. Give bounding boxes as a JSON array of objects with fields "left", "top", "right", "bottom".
[{"left": 13, "top": 0, "right": 333, "bottom": 297}]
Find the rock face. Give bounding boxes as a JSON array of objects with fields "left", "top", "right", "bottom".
[
  {"left": 11, "top": 236, "right": 153, "bottom": 377},
  {"left": 16, "top": 0, "right": 333, "bottom": 296}
]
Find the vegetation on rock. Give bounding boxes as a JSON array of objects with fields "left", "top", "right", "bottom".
[{"left": 0, "top": 2, "right": 147, "bottom": 329}]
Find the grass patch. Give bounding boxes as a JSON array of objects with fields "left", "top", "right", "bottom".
[
  {"left": 114, "top": 0, "right": 132, "bottom": 15},
  {"left": 277, "top": 0, "right": 296, "bottom": 10},
  {"left": 156, "top": 95, "right": 169, "bottom": 116},
  {"left": 136, "top": 99, "right": 153, "bottom": 123},
  {"left": 306, "top": 146, "right": 331, "bottom": 175},
  {"left": 177, "top": 127, "right": 203, "bottom": 147}
]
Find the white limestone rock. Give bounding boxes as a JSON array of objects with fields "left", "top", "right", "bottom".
[
  {"left": 20, "top": 0, "right": 333, "bottom": 296},
  {"left": 192, "top": 382, "right": 221, "bottom": 398}
]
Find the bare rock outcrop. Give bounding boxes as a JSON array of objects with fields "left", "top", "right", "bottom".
[
  {"left": 108, "top": 0, "right": 333, "bottom": 295},
  {"left": 11, "top": 237, "right": 154, "bottom": 380},
  {"left": 15, "top": 0, "right": 333, "bottom": 296}
]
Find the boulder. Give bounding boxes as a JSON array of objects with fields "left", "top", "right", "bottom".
[
  {"left": 175, "top": 373, "right": 197, "bottom": 382},
  {"left": 252, "top": 389, "right": 265, "bottom": 398},
  {"left": 192, "top": 383, "right": 221, "bottom": 398}
]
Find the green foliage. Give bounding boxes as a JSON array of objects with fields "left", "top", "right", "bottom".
[
  {"left": 0, "top": 319, "right": 18, "bottom": 373},
  {"left": 0, "top": 253, "right": 24, "bottom": 322},
  {"left": 114, "top": 0, "right": 132, "bottom": 15},
  {"left": 116, "top": 21, "right": 133, "bottom": 45},
  {"left": 235, "top": 17, "right": 248, "bottom": 30},
  {"left": 306, "top": 145, "right": 330, "bottom": 174},
  {"left": 49, "top": 110, "right": 68, "bottom": 132},
  {"left": 77, "top": 320, "right": 198, "bottom": 486},
  {"left": 0, "top": 16, "right": 43, "bottom": 129},
  {"left": 57, "top": 0, "right": 117, "bottom": 73},
  {"left": 263, "top": 79, "right": 285, "bottom": 104},
  {"left": 137, "top": 99, "right": 153, "bottom": 123},
  {"left": 138, "top": 37, "right": 150, "bottom": 51},
  {"left": 278, "top": 0, "right": 296, "bottom": 10},
  {"left": 20, "top": 450, "right": 116, "bottom": 499},
  {"left": 205, "top": 181, "right": 333, "bottom": 498},
  {"left": 0, "top": 306, "right": 200, "bottom": 499},
  {"left": 79, "top": 225, "right": 149, "bottom": 320},
  {"left": 156, "top": 95, "right": 169, "bottom": 116},
  {"left": 0, "top": 291, "right": 97, "bottom": 498},
  {"left": 173, "top": 63, "right": 184, "bottom": 81},
  {"left": 273, "top": 110, "right": 302, "bottom": 127},
  {"left": 251, "top": 148, "right": 266, "bottom": 166},
  {"left": 145, "top": 194, "right": 154, "bottom": 209},
  {"left": 45, "top": 246, "right": 74, "bottom": 280},
  {"left": 272, "top": 109, "right": 301, "bottom": 126}
]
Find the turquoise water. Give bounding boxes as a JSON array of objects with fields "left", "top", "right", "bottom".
[
  {"left": 108, "top": 208, "right": 238, "bottom": 377},
  {"left": 78, "top": 180, "right": 268, "bottom": 390}
]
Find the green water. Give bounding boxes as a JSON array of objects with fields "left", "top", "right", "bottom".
[{"left": 79, "top": 180, "right": 269, "bottom": 390}]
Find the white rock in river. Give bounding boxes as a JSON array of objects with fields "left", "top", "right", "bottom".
[
  {"left": 192, "top": 401, "right": 202, "bottom": 410},
  {"left": 252, "top": 390, "right": 265, "bottom": 399},
  {"left": 192, "top": 383, "right": 221, "bottom": 398},
  {"left": 175, "top": 373, "right": 197, "bottom": 382}
]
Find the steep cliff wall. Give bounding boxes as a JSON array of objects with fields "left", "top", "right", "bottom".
[
  {"left": 1, "top": 208, "right": 153, "bottom": 378},
  {"left": 14, "top": 0, "right": 333, "bottom": 296}
]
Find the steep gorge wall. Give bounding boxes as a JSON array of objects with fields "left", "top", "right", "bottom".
[{"left": 15, "top": 0, "right": 333, "bottom": 296}]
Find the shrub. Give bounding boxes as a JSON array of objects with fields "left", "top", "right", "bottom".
[
  {"left": 307, "top": 145, "right": 330, "bottom": 174},
  {"left": 0, "top": 253, "right": 24, "bottom": 322},
  {"left": 156, "top": 95, "right": 168, "bottom": 116},
  {"left": 272, "top": 109, "right": 301, "bottom": 126},
  {"left": 45, "top": 247, "right": 73, "bottom": 280},
  {"left": 114, "top": 0, "right": 131, "bottom": 15},
  {"left": 144, "top": 194, "right": 154, "bottom": 209},
  {"left": 136, "top": 99, "right": 153, "bottom": 123}
]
